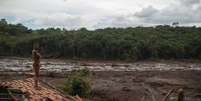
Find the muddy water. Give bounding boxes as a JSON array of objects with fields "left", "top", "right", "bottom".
[{"left": 0, "top": 57, "right": 201, "bottom": 72}]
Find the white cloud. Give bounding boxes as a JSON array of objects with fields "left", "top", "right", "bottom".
[
  {"left": 0, "top": 0, "right": 200, "bottom": 29},
  {"left": 133, "top": 0, "right": 201, "bottom": 25},
  {"left": 134, "top": 6, "right": 158, "bottom": 18},
  {"left": 178, "top": 0, "right": 201, "bottom": 6}
]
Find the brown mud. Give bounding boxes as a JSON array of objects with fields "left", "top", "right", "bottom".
[
  {"left": 38, "top": 70, "right": 201, "bottom": 101},
  {"left": 0, "top": 58, "right": 201, "bottom": 101}
]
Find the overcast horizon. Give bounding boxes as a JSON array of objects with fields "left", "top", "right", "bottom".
[{"left": 0, "top": 0, "right": 201, "bottom": 30}]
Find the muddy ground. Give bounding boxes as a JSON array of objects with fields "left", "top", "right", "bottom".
[
  {"left": 0, "top": 58, "right": 201, "bottom": 101},
  {"left": 91, "top": 71, "right": 201, "bottom": 101},
  {"left": 1, "top": 57, "right": 201, "bottom": 72},
  {"left": 36, "top": 70, "right": 201, "bottom": 101}
]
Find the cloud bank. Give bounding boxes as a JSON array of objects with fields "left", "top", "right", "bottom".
[{"left": 0, "top": 0, "right": 201, "bottom": 29}]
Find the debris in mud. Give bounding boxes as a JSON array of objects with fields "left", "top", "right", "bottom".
[
  {"left": 121, "top": 87, "right": 131, "bottom": 92},
  {"left": 0, "top": 58, "right": 201, "bottom": 101},
  {"left": 1, "top": 58, "right": 201, "bottom": 73}
]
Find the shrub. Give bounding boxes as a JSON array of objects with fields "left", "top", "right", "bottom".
[{"left": 62, "top": 68, "right": 92, "bottom": 97}]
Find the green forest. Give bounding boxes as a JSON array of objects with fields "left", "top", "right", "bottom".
[{"left": 0, "top": 19, "right": 201, "bottom": 60}]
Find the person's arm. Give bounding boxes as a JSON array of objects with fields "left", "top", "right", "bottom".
[{"left": 36, "top": 52, "right": 41, "bottom": 59}]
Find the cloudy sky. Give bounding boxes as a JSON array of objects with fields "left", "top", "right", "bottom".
[{"left": 0, "top": 0, "right": 201, "bottom": 29}]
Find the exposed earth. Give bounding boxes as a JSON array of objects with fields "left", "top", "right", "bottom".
[
  {"left": 0, "top": 57, "right": 201, "bottom": 101},
  {"left": 39, "top": 70, "right": 201, "bottom": 101},
  {"left": 1, "top": 57, "right": 201, "bottom": 72}
]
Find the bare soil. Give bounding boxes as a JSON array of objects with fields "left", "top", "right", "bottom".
[
  {"left": 1, "top": 58, "right": 201, "bottom": 101},
  {"left": 91, "top": 70, "right": 201, "bottom": 101},
  {"left": 39, "top": 70, "right": 201, "bottom": 101}
]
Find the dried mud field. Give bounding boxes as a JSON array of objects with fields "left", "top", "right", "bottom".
[
  {"left": 38, "top": 70, "right": 201, "bottom": 101},
  {"left": 91, "top": 71, "right": 201, "bottom": 101},
  {"left": 0, "top": 57, "right": 201, "bottom": 101}
]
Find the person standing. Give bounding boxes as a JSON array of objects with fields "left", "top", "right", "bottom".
[{"left": 32, "top": 48, "right": 41, "bottom": 89}]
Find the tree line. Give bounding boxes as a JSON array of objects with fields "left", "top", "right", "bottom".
[{"left": 0, "top": 19, "right": 201, "bottom": 60}]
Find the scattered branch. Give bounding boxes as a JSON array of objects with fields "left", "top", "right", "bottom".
[{"left": 161, "top": 89, "right": 174, "bottom": 101}]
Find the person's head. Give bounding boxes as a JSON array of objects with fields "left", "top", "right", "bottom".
[
  {"left": 33, "top": 46, "right": 40, "bottom": 52},
  {"left": 32, "top": 49, "right": 37, "bottom": 56},
  {"left": 33, "top": 43, "right": 40, "bottom": 52}
]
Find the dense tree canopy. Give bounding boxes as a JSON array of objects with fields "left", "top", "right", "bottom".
[{"left": 0, "top": 19, "right": 201, "bottom": 60}]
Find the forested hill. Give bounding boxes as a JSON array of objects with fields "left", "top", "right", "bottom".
[{"left": 0, "top": 19, "right": 201, "bottom": 60}]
